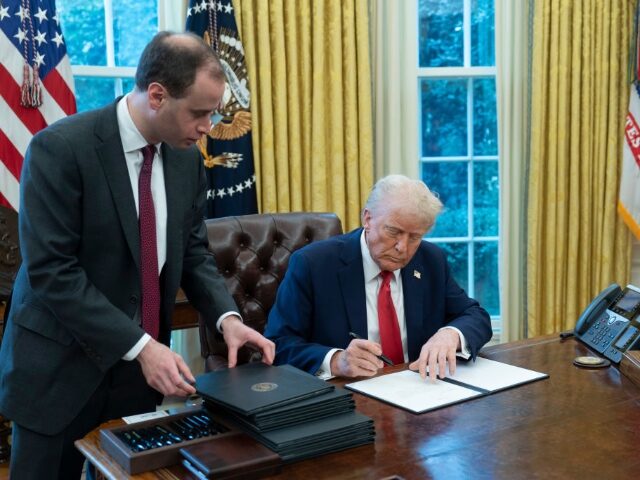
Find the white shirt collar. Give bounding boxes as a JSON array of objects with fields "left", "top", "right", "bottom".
[
  {"left": 359, "top": 230, "right": 401, "bottom": 283},
  {"left": 116, "top": 93, "right": 161, "bottom": 154}
]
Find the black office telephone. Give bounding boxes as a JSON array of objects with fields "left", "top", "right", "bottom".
[{"left": 575, "top": 283, "right": 640, "bottom": 363}]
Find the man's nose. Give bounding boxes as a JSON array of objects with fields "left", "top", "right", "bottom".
[
  {"left": 197, "top": 119, "right": 212, "bottom": 135},
  {"left": 395, "top": 236, "right": 408, "bottom": 253}
]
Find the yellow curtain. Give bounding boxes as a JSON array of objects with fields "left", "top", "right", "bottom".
[
  {"left": 528, "top": 0, "right": 634, "bottom": 336},
  {"left": 233, "top": 0, "right": 373, "bottom": 231}
]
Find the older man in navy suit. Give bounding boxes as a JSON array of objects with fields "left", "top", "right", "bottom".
[{"left": 265, "top": 175, "right": 492, "bottom": 380}]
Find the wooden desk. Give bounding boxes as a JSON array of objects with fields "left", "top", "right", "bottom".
[
  {"left": 76, "top": 336, "right": 640, "bottom": 479},
  {"left": 171, "top": 290, "right": 199, "bottom": 331}
]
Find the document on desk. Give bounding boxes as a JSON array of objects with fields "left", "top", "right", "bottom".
[{"left": 345, "top": 357, "right": 549, "bottom": 414}]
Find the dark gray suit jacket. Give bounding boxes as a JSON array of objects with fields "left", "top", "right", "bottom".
[{"left": 0, "top": 100, "right": 236, "bottom": 435}]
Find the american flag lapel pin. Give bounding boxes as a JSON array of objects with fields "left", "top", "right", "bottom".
[{"left": 413, "top": 270, "right": 421, "bottom": 279}]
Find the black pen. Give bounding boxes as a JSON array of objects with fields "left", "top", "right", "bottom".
[{"left": 348, "top": 331, "right": 395, "bottom": 366}]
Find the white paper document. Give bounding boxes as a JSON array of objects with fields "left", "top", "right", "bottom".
[{"left": 345, "top": 357, "right": 548, "bottom": 414}]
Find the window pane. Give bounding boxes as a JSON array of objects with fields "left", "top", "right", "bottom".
[
  {"left": 474, "top": 241, "right": 499, "bottom": 315},
  {"left": 434, "top": 242, "right": 469, "bottom": 292},
  {"left": 473, "top": 78, "right": 497, "bottom": 155},
  {"left": 58, "top": 0, "right": 106, "bottom": 66},
  {"left": 421, "top": 79, "right": 467, "bottom": 157},
  {"left": 471, "top": 0, "right": 495, "bottom": 66},
  {"left": 423, "top": 161, "right": 468, "bottom": 238},
  {"left": 123, "top": 78, "right": 136, "bottom": 94},
  {"left": 473, "top": 161, "right": 499, "bottom": 236},
  {"left": 74, "top": 77, "right": 123, "bottom": 112},
  {"left": 419, "top": 0, "right": 463, "bottom": 67},
  {"left": 113, "top": 0, "right": 158, "bottom": 66}
]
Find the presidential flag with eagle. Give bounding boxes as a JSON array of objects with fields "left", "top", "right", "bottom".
[{"left": 186, "top": 0, "right": 258, "bottom": 218}]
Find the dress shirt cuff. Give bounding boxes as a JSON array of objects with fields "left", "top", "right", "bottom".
[
  {"left": 439, "top": 326, "right": 471, "bottom": 359},
  {"left": 217, "top": 311, "right": 243, "bottom": 333},
  {"left": 123, "top": 333, "right": 151, "bottom": 361},
  {"left": 316, "top": 348, "right": 341, "bottom": 380}
]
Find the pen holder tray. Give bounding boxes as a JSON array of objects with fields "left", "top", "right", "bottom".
[{"left": 99, "top": 407, "right": 239, "bottom": 474}]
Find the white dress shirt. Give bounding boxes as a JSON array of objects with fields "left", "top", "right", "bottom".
[
  {"left": 116, "top": 95, "right": 237, "bottom": 360},
  {"left": 317, "top": 231, "right": 470, "bottom": 377}
]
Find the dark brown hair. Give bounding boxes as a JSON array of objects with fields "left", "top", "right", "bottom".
[{"left": 135, "top": 31, "right": 224, "bottom": 98}]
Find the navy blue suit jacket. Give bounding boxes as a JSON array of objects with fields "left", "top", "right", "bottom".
[{"left": 264, "top": 228, "right": 492, "bottom": 374}]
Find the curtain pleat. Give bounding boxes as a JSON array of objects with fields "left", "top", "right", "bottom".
[
  {"left": 234, "top": 0, "right": 373, "bottom": 230},
  {"left": 495, "top": 0, "right": 530, "bottom": 342},
  {"left": 528, "top": 0, "right": 634, "bottom": 336}
]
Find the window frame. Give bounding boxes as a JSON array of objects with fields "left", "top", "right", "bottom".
[
  {"left": 417, "top": 0, "right": 500, "bottom": 337},
  {"left": 62, "top": 0, "right": 156, "bottom": 106}
]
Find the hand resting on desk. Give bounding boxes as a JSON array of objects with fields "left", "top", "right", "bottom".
[{"left": 409, "top": 328, "right": 461, "bottom": 382}]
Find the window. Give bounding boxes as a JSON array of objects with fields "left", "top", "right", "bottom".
[
  {"left": 57, "top": 0, "right": 158, "bottom": 112},
  {"left": 418, "top": 0, "right": 500, "bottom": 337}
]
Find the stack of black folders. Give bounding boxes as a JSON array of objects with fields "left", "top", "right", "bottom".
[{"left": 191, "top": 362, "right": 375, "bottom": 464}]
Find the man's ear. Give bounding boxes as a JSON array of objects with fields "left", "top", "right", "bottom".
[
  {"left": 147, "top": 82, "right": 166, "bottom": 111},
  {"left": 362, "top": 208, "right": 371, "bottom": 230}
]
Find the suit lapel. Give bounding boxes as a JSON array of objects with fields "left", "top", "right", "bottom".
[
  {"left": 162, "top": 144, "right": 183, "bottom": 292},
  {"left": 338, "top": 230, "right": 368, "bottom": 337},
  {"left": 95, "top": 102, "right": 140, "bottom": 269},
  {"left": 402, "top": 254, "right": 424, "bottom": 359}
]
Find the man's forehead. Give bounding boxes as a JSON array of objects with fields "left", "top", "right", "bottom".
[
  {"left": 183, "top": 73, "right": 224, "bottom": 103},
  {"left": 378, "top": 208, "right": 429, "bottom": 234}
]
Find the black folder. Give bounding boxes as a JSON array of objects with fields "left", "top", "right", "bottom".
[
  {"left": 241, "top": 411, "right": 375, "bottom": 462},
  {"left": 195, "top": 363, "right": 334, "bottom": 416},
  {"left": 207, "top": 387, "right": 355, "bottom": 432}
]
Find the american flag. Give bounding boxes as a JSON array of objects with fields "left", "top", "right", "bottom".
[
  {"left": 0, "top": 0, "right": 76, "bottom": 211},
  {"left": 619, "top": 4, "right": 640, "bottom": 240}
]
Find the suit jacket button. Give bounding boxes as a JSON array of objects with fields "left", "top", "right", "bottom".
[{"left": 129, "top": 295, "right": 138, "bottom": 304}]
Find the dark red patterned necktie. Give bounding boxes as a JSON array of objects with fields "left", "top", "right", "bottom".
[
  {"left": 377, "top": 271, "right": 404, "bottom": 365},
  {"left": 139, "top": 144, "right": 160, "bottom": 340}
]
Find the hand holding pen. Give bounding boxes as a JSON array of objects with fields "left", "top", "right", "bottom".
[
  {"left": 329, "top": 332, "right": 395, "bottom": 378},
  {"left": 348, "top": 332, "right": 394, "bottom": 366}
]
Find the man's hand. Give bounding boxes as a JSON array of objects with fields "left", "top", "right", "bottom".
[
  {"left": 409, "top": 329, "right": 460, "bottom": 382},
  {"left": 221, "top": 315, "right": 275, "bottom": 368},
  {"left": 330, "top": 339, "right": 384, "bottom": 378},
  {"left": 137, "top": 339, "right": 196, "bottom": 396}
]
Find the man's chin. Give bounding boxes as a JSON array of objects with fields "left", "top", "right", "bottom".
[
  {"left": 381, "top": 260, "right": 408, "bottom": 272},
  {"left": 167, "top": 139, "right": 198, "bottom": 149}
]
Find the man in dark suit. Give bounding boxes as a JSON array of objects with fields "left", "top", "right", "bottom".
[
  {"left": 0, "top": 32, "right": 274, "bottom": 479},
  {"left": 265, "top": 175, "right": 492, "bottom": 380}
]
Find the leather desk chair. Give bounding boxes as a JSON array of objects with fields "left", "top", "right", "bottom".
[
  {"left": 198, "top": 212, "right": 343, "bottom": 371},
  {"left": 0, "top": 205, "right": 20, "bottom": 464}
]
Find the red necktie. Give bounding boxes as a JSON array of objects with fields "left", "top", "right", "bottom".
[
  {"left": 139, "top": 145, "right": 160, "bottom": 340},
  {"left": 377, "top": 271, "right": 404, "bottom": 365}
]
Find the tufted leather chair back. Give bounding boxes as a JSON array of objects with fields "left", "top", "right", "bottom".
[
  {"left": 198, "top": 212, "right": 343, "bottom": 370},
  {"left": 0, "top": 205, "right": 20, "bottom": 304}
]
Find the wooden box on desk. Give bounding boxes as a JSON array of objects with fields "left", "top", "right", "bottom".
[
  {"left": 620, "top": 349, "right": 640, "bottom": 388},
  {"left": 99, "top": 407, "right": 237, "bottom": 475}
]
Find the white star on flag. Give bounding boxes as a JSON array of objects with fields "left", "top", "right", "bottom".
[
  {"left": 34, "top": 7, "right": 47, "bottom": 22},
  {"left": 0, "top": 0, "right": 77, "bottom": 210},
  {"left": 34, "top": 30, "right": 47, "bottom": 46},
  {"left": 0, "top": 5, "right": 10, "bottom": 21},
  {"left": 52, "top": 31, "right": 64, "bottom": 47}
]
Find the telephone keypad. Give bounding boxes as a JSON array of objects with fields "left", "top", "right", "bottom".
[{"left": 583, "top": 310, "right": 629, "bottom": 354}]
